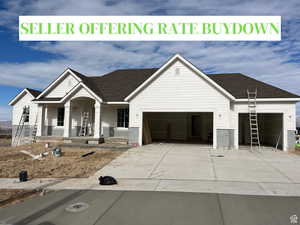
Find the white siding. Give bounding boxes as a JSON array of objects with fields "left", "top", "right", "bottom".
[
  {"left": 129, "top": 60, "right": 231, "bottom": 147},
  {"left": 232, "top": 102, "right": 296, "bottom": 151},
  {"left": 45, "top": 74, "right": 79, "bottom": 98},
  {"left": 102, "top": 105, "right": 117, "bottom": 128},
  {"left": 12, "top": 92, "right": 38, "bottom": 126},
  {"left": 45, "top": 104, "right": 63, "bottom": 127}
]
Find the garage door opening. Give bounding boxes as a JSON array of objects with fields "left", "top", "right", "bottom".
[
  {"left": 239, "top": 113, "right": 283, "bottom": 150},
  {"left": 143, "top": 112, "right": 213, "bottom": 145}
]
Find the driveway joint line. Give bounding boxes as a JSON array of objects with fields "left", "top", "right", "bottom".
[
  {"left": 92, "top": 191, "right": 125, "bottom": 225},
  {"left": 216, "top": 193, "right": 226, "bottom": 225},
  {"left": 209, "top": 150, "right": 218, "bottom": 180},
  {"left": 148, "top": 147, "right": 171, "bottom": 178},
  {"left": 251, "top": 151, "right": 295, "bottom": 183}
]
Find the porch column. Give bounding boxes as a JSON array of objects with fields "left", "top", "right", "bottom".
[
  {"left": 36, "top": 104, "right": 45, "bottom": 136},
  {"left": 94, "top": 101, "right": 102, "bottom": 138},
  {"left": 64, "top": 101, "right": 71, "bottom": 138}
]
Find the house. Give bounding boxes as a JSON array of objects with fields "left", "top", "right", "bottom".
[{"left": 9, "top": 54, "right": 300, "bottom": 151}]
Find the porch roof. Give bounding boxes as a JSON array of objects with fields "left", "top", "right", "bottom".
[{"left": 33, "top": 97, "right": 61, "bottom": 102}]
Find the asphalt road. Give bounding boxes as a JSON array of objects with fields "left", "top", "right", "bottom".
[{"left": 0, "top": 190, "right": 300, "bottom": 225}]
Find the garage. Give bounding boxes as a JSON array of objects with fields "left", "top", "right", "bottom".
[
  {"left": 143, "top": 112, "right": 213, "bottom": 145},
  {"left": 239, "top": 113, "right": 283, "bottom": 150}
]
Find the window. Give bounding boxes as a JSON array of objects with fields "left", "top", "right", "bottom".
[
  {"left": 57, "top": 108, "right": 65, "bottom": 126},
  {"left": 117, "top": 108, "right": 129, "bottom": 128},
  {"left": 23, "top": 107, "right": 30, "bottom": 123}
]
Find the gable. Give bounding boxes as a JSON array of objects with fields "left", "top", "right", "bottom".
[
  {"left": 12, "top": 91, "right": 34, "bottom": 107},
  {"left": 125, "top": 54, "right": 235, "bottom": 102},
  {"left": 130, "top": 60, "right": 230, "bottom": 110},
  {"left": 9, "top": 88, "right": 36, "bottom": 106},
  {"left": 45, "top": 72, "right": 80, "bottom": 98}
]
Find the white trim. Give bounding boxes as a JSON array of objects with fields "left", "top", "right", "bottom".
[
  {"left": 33, "top": 101, "right": 61, "bottom": 104},
  {"left": 124, "top": 54, "right": 236, "bottom": 101},
  {"left": 60, "top": 83, "right": 83, "bottom": 102},
  {"left": 79, "top": 82, "right": 103, "bottom": 103},
  {"left": 235, "top": 98, "right": 300, "bottom": 102},
  {"left": 106, "top": 102, "right": 129, "bottom": 104},
  {"left": 61, "top": 82, "right": 103, "bottom": 103},
  {"left": 36, "top": 68, "right": 82, "bottom": 99},
  {"left": 34, "top": 82, "right": 103, "bottom": 104},
  {"left": 9, "top": 88, "right": 35, "bottom": 106}
]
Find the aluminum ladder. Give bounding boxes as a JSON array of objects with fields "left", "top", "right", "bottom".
[
  {"left": 31, "top": 114, "right": 38, "bottom": 143},
  {"left": 79, "top": 112, "right": 89, "bottom": 136},
  {"left": 13, "top": 106, "right": 30, "bottom": 146},
  {"left": 247, "top": 89, "right": 261, "bottom": 151}
]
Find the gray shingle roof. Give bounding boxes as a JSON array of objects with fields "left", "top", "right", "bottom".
[
  {"left": 207, "top": 73, "right": 300, "bottom": 99},
  {"left": 37, "top": 68, "right": 299, "bottom": 102},
  {"left": 27, "top": 88, "right": 41, "bottom": 98}
]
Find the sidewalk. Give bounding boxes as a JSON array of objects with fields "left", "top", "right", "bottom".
[{"left": 3, "top": 177, "right": 300, "bottom": 197}]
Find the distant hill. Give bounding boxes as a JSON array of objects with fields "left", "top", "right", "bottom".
[{"left": 0, "top": 121, "right": 12, "bottom": 129}]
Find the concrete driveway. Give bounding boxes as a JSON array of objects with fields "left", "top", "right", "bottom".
[{"left": 89, "top": 143, "right": 300, "bottom": 196}]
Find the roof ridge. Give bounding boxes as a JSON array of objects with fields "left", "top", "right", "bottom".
[
  {"left": 207, "top": 73, "right": 243, "bottom": 75},
  {"left": 87, "top": 68, "right": 159, "bottom": 78}
]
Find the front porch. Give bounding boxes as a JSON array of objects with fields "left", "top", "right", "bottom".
[{"left": 36, "top": 94, "right": 130, "bottom": 144}]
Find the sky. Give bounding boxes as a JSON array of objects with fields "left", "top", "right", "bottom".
[{"left": 0, "top": 0, "right": 300, "bottom": 121}]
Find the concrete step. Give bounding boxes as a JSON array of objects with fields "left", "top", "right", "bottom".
[{"left": 105, "top": 137, "right": 128, "bottom": 145}]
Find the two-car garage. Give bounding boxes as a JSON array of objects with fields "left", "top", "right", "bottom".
[{"left": 142, "top": 112, "right": 284, "bottom": 150}]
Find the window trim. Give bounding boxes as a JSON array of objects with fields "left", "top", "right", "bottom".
[
  {"left": 117, "top": 108, "right": 129, "bottom": 128},
  {"left": 24, "top": 108, "right": 30, "bottom": 123}
]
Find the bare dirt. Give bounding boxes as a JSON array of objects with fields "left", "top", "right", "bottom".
[{"left": 0, "top": 140, "right": 124, "bottom": 178}]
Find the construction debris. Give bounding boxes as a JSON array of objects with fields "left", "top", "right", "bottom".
[
  {"left": 20, "top": 150, "right": 43, "bottom": 160},
  {"left": 52, "top": 148, "right": 62, "bottom": 157},
  {"left": 19, "top": 171, "right": 28, "bottom": 182},
  {"left": 143, "top": 119, "right": 152, "bottom": 144},
  {"left": 81, "top": 151, "right": 95, "bottom": 158},
  {"left": 99, "top": 176, "right": 117, "bottom": 185}
]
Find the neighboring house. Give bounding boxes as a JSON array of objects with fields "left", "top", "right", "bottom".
[{"left": 9, "top": 54, "right": 300, "bottom": 151}]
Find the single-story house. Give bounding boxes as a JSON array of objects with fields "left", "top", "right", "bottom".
[{"left": 9, "top": 54, "right": 300, "bottom": 151}]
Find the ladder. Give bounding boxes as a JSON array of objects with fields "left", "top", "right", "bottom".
[
  {"left": 79, "top": 112, "right": 89, "bottom": 136},
  {"left": 247, "top": 89, "right": 261, "bottom": 151},
  {"left": 31, "top": 114, "right": 38, "bottom": 143},
  {"left": 13, "top": 106, "right": 30, "bottom": 146}
]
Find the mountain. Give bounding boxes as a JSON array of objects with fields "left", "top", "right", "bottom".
[{"left": 0, "top": 121, "right": 12, "bottom": 129}]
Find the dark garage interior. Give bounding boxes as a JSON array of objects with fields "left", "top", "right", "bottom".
[
  {"left": 239, "top": 113, "right": 283, "bottom": 150},
  {"left": 143, "top": 112, "right": 213, "bottom": 145}
]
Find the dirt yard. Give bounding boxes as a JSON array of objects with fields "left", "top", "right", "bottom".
[{"left": 0, "top": 141, "right": 124, "bottom": 178}]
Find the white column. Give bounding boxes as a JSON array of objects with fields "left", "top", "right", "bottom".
[
  {"left": 94, "top": 101, "right": 102, "bottom": 138},
  {"left": 64, "top": 101, "right": 71, "bottom": 138},
  {"left": 36, "top": 104, "right": 45, "bottom": 136}
]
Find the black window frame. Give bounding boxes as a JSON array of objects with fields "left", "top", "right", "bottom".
[
  {"left": 117, "top": 108, "right": 129, "bottom": 128},
  {"left": 57, "top": 107, "right": 65, "bottom": 127},
  {"left": 24, "top": 107, "right": 30, "bottom": 123}
]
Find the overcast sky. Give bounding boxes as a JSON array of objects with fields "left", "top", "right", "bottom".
[{"left": 0, "top": 0, "right": 300, "bottom": 120}]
